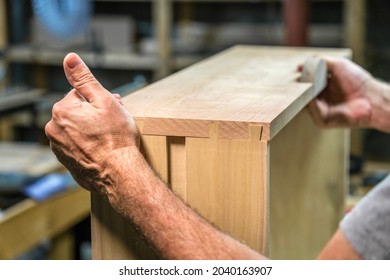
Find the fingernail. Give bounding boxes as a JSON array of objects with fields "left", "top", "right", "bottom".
[{"left": 66, "top": 53, "right": 82, "bottom": 69}]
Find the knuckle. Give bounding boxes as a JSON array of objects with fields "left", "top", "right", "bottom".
[
  {"left": 44, "top": 121, "right": 54, "bottom": 137},
  {"left": 44, "top": 121, "right": 61, "bottom": 144},
  {"left": 51, "top": 101, "right": 64, "bottom": 117}
]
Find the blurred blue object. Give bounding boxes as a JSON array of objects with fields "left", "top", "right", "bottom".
[
  {"left": 23, "top": 173, "right": 76, "bottom": 201},
  {"left": 32, "top": 0, "right": 92, "bottom": 39},
  {"left": 0, "top": 172, "right": 36, "bottom": 191}
]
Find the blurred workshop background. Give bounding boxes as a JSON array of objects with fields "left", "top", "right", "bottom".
[{"left": 0, "top": 0, "right": 390, "bottom": 260}]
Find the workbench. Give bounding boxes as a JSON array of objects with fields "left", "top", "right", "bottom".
[
  {"left": 92, "top": 45, "right": 350, "bottom": 259},
  {"left": 0, "top": 142, "right": 90, "bottom": 259},
  {"left": 0, "top": 188, "right": 90, "bottom": 259}
]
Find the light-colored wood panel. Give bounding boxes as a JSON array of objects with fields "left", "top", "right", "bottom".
[
  {"left": 0, "top": 188, "right": 90, "bottom": 259},
  {"left": 140, "top": 134, "right": 169, "bottom": 182},
  {"left": 185, "top": 125, "right": 269, "bottom": 254},
  {"left": 124, "top": 46, "right": 350, "bottom": 141},
  {"left": 269, "top": 110, "right": 348, "bottom": 259}
]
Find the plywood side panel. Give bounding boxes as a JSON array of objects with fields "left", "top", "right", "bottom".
[
  {"left": 185, "top": 125, "right": 270, "bottom": 254},
  {"left": 269, "top": 110, "right": 348, "bottom": 259}
]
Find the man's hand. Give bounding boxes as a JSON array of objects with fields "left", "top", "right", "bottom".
[
  {"left": 45, "top": 53, "right": 139, "bottom": 197},
  {"left": 302, "top": 56, "right": 375, "bottom": 129}
]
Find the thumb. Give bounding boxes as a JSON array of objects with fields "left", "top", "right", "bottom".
[{"left": 63, "top": 53, "right": 110, "bottom": 103}]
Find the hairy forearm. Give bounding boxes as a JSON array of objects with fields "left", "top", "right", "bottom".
[{"left": 102, "top": 147, "right": 265, "bottom": 260}]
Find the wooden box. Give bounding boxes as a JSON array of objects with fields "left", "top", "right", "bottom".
[{"left": 92, "top": 46, "right": 350, "bottom": 259}]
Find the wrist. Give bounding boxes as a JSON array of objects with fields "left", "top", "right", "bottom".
[
  {"left": 101, "top": 146, "right": 146, "bottom": 207},
  {"left": 101, "top": 145, "right": 168, "bottom": 222}
]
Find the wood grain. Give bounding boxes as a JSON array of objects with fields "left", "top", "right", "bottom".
[
  {"left": 124, "top": 45, "right": 351, "bottom": 140},
  {"left": 185, "top": 125, "right": 269, "bottom": 253},
  {"left": 269, "top": 110, "right": 347, "bottom": 259}
]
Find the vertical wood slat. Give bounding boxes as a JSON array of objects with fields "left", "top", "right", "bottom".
[
  {"left": 187, "top": 138, "right": 268, "bottom": 253},
  {"left": 167, "top": 137, "right": 187, "bottom": 200},
  {"left": 153, "top": 0, "right": 172, "bottom": 80},
  {"left": 344, "top": 0, "right": 366, "bottom": 66},
  {"left": 185, "top": 125, "right": 269, "bottom": 254},
  {"left": 141, "top": 135, "right": 169, "bottom": 182},
  {"left": 344, "top": 0, "right": 366, "bottom": 157}
]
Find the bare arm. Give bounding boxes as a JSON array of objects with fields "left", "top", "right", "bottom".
[{"left": 317, "top": 229, "right": 363, "bottom": 260}]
